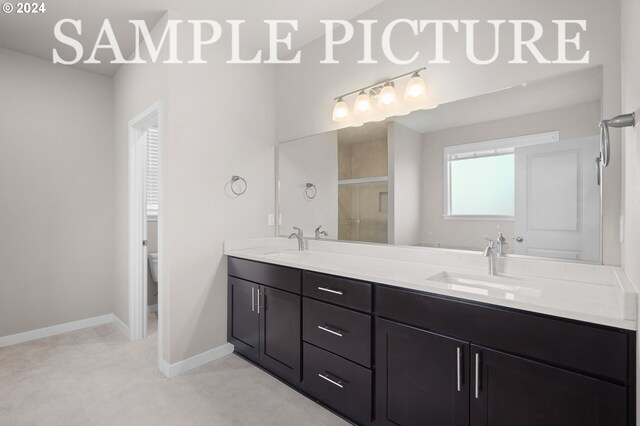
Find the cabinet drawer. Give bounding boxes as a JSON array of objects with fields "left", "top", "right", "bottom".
[
  {"left": 228, "top": 257, "right": 301, "bottom": 294},
  {"left": 303, "top": 298, "right": 372, "bottom": 367},
  {"left": 303, "top": 271, "right": 372, "bottom": 312},
  {"left": 303, "top": 343, "right": 372, "bottom": 425},
  {"left": 376, "top": 285, "right": 630, "bottom": 384}
]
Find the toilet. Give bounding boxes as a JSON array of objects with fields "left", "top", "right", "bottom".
[{"left": 148, "top": 253, "right": 158, "bottom": 283}]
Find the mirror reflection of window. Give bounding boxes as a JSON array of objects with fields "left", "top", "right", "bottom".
[{"left": 444, "top": 132, "right": 558, "bottom": 219}]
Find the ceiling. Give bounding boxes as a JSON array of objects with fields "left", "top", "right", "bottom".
[{"left": 0, "top": 0, "right": 386, "bottom": 77}]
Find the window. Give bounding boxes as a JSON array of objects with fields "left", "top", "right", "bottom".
[
  {"left": 444, "top": 132, "right": 558, "bottom": 219},
  {"left": 146, "top": 127, "right": 159, "bottom": 219}
]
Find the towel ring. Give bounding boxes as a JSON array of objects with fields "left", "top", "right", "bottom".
[
  {"left": 305, "top": 183, "right": 317, "bottom": 200},
  {"left": 231, "top": 175, "right": 247, "bottom": 196}
]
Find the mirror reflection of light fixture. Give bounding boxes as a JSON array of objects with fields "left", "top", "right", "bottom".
[
  {"left": 378, "top": 83, "right": 397, "bottom": 109},
  {"left": 331, "top": 67, "right": 428, "bottom": 122},
  {"left": 354, "top": 91, "right": 372, "bottom": 115},
  {"left": 404, "top": 72, "right": 427, "bottom": 101},
  {"left": 332, "top": 98, "right": 349, "bottom": 122}
]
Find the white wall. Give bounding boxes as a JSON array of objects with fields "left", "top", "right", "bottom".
[
  {"left": 162, "top": 21, "right": 276, "bottom": 364},
  {"left": 388, "top": 122, "right": 422, "bottom": 245},
  {"left": 276, "top": 0, "right": 622, "bottom": 265},
  {"left": 0, "top": 47, "right": 114, "bottom": 336},
  {"left": 279, "top": 133, "right": 338, "bottom": 239},
  {"left": 113, "top": 11, "right": 277, "bottom": 364},
  {"left": 620, "top": 2, "right": 640, "bottom": 421},
  {"left": 621, "top": 0, "right": 640, "bottom": 296},
  {"left": 421, "top": 101, "right": 601, "bottom": 251},
  {"left": 112, "top": 13, "right": 170, "bottom": 335}
]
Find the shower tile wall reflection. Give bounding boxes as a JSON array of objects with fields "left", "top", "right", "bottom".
[{"left": 337, "top": 127, "right": 388, "bottom": 244}]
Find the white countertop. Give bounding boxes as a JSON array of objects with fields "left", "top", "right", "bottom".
[{"left": 224, "top": 238, "right": 637, "bottom": 330}]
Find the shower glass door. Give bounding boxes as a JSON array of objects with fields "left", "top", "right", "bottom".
[{"left": 338, "top": 180, "right": 388, "bottom": 244}]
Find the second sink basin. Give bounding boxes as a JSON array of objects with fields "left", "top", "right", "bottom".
[{"left": 427, "top": 272, "right": 542, "bottom": 299}]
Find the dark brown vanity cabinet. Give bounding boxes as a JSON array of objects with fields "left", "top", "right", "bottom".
[
  {"left": 301, "top": 271, "right": 374, "bottom": 425},
  {"left": 469, "top": 346, "right": 627, "bottom": 426},
  {"left": 376, "top": 318, "right": 470, "bottom": 426},
  {"left": 227, "top": 258, "right": 302, "bottom": 384},
  {"left": 376, "top": 285, "right": 634, "bottom": 426},
  {"left": 228, "top": 257, "right": 635, "bottom": 426}
]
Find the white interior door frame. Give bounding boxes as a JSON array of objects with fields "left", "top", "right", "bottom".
[{"left": 128, "top": 102, "right": 163, "bottom": 348}]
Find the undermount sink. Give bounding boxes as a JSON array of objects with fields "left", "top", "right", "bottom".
[{"left": 427, "top": 272, "right": 542, "bottom": 299}]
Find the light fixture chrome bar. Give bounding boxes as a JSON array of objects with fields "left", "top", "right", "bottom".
[{"left": 333, "top": 67, "right": 427, "bottom": 101}]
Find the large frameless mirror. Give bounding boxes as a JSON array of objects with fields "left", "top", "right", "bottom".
[{"left": 277, "top": 66, "right": 606, "bottom": 264}]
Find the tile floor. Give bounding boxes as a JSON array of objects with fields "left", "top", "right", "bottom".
[{"left": 0, "top": 314, "right": 348, "bottom": 425}]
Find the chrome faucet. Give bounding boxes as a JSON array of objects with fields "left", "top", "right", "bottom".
[
  {"left": 315, "top": 225, "right": 328, "bottom": 239},
  {"left": 288, "top": 227, "right": 305, "bottom": 251},
  {"left": 483, "top": 237, "right": 498, "bottom": 276}
]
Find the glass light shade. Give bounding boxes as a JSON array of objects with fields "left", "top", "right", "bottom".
[
  {"left": 332, "top": 99, "right": 349, "bottom": 121},
  {"left": 353, "top": 91, "right": 372, "bottom": 115},
  {"left": 404, "top": 73, "right": 427, "bottom": 101},
  {"left": 377, "top": 84, "right": 397, "bottom": 108}
]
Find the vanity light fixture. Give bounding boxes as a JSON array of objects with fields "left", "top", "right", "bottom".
[
  {"left": 404, "top": 71, "right": 427, "bottom": 101},
  {"left": 331, "top": 67, "right": 427, "bottom": 122},
  {"left": 354, "top": 91, "right": 372, "bottom": 115},
  {"left": 377, "top": 82, "right": 398, "bottom": 109},
  {"left": 332, "top": 97, "right": 350, "bottom": 122}
]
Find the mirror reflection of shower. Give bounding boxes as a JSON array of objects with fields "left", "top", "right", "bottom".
[{"left": 338, "top": 124, "right": 389, "bottom": 244}]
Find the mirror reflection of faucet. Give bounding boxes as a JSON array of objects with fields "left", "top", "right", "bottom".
[
  {"left": 496, "top": 232, "right": 509, "bottom": 256},
  {"left": 315, "top": 225, "right": 328, "bottom": 239}
]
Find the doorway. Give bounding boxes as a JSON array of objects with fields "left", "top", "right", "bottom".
[{"left": 128, "top": 102, "right": 163, "bottom": 365}]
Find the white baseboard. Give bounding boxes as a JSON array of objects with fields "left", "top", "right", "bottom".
[
  {"left": 111, "top": 314, "right": 130, "bottom": 338},
  {"left": 0, "top": 313, "right": 114, "bottom": 348},
  {"left": 147, "top": 304, "right": 158, "bottom": 314},
  {"left": 159, "top": 343, "right": 234, "bottom": 378}
]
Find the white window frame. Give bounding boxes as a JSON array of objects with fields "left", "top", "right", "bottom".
[{"left": 443, "top": 131, "right": 559, "bottom": 220}]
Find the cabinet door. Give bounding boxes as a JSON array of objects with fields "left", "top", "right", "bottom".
[
  {"left": 376, "top": 318, "right": 469, "bottom": 426},
  {"left": 228, "top": 277, "right": 259, "bottom": 361},
  {"left": 259, "top": 285, "right": 301, "bottom": 384},
  {"left": 470, "top": 345, "right": 627, "bottom": 426}
]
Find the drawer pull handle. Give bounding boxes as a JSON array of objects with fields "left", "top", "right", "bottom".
[
  {"left": 318, "top": 373, "right": 344, "bottom": 388},
  {"left": 475, "top": 352, "right": 480, "bottom": 399},
  {"left": 251, "top": 287, "right": 255, "bottom": 312},
  {"left": 317, "top": 287, "right": 343, "bottom": 295},
  {"left": 456, "top": 347, "right": 462, "bottom": 392},
  {"left": 318, "top": 325, "right": 343, "bottom": 337}
]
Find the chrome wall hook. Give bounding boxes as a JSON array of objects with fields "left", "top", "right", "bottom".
[
  {"left": 231, "top": 175, "right": 247, "bottom": 196},
  {"left": 599, "top": 112, "right": 635, "bottom": 167}
]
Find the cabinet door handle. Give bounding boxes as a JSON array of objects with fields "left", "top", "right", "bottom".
[
  {"left": 475, "top": 352, "right": 480, "bottom": 399},
  {"left": 256, "top": 288, "right": 261, "bottom": 314},
  {"left": 318, "top": 325, "right": 343, "bottom": 337},
  {"left": 251, "top": 287, "right": 255, "bottom": 312},
  {"left": 456, "top": 347, "right": 462, "bottom": 392},
  {"left": 318, "top": 373, "right": 344, "bottom": 388},
  {"left": 317, "top": 287, "right": 343, "bottom": 295}
]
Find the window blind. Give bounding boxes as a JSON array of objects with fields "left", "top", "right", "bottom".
[{"left": 146, "top": 128, "right": 159, "bottom": 218}]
